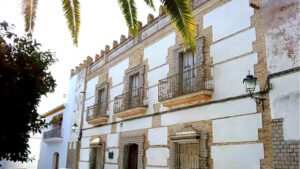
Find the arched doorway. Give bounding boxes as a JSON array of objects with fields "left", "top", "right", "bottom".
[
  {"left": 127, "top": 144, "right": 138, "bottom": 169},
  {"left": 53, "top": 152, "right": 59, "bottom": 169}
]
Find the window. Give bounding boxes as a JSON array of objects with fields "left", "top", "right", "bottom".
[
  {"left": 89, "top": 147, "right": 103, "bottom": 169},
  {"left": 181, "top": 52, "right": 196, "bottom": 94},
  {"left": 129, "top": 73, "right": 140, "bottom": 108},
  {"left": 89, "top": 138, "right": 104, "bottom": 169},
  {"left": 87, "top": 82, "right": 109, "bottom": 122},
  {"left": 169, "top": 126, "right": 208, "bottom": 169},
  {"left": 95, "top": 88, "right": 105, "bottom": 115}
]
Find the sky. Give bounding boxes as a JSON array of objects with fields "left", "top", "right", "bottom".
[{"left": 0, "top": 0, "right": 160, "bottom": 114}]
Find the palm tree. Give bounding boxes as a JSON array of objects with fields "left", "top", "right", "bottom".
[{"left": 22, "top": 0, "right": 196, "bottom": 49}]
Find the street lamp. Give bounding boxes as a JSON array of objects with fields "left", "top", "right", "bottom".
[
  {"left": 72, "top": 123, "right": 78, "bottom": 132},
  {"left": 243, "top": 72, "right": 257, "bottom": 94},
  {"left": 243, "top": 72, "right": 265, "bottom": 111}
]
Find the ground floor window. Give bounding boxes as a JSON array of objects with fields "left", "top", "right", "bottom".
[
  {"left": 170, "top": 126, "right": 208, "bottom": 169},
  {"left": 89, "top": 138, "right": 104, "bottom": 169},
  {"left": 174, "top": 143, "right": 201, "bottom": 169}
]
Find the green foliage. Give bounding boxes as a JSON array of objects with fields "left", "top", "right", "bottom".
[
  {"left": 0, "top": 21, "right": 56, "bottom": 162},
  {"left": 21, "top": 0, "right": 196, "bottom": 49}
]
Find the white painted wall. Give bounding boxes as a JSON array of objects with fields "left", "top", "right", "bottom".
[
  {"left": 146, "top": 148, "right": 169, "bottom": 166},
  {"left": 110, "top": 84, "right": 124, "bottom": 101},
  {"left": 39, "top": 108, "right": 67, "bottom": 169},
  {"left": 104, "top": 164, "right": 118, "bottom": 169},
  {"left": 105, "top": 149, "right": 119, "bottom": 163},
  {"left": 109, "top": 58, "right": 129, "bottom": 86},
  {"left": 213, "top": 113, "right": 262, "bottom": 143},
  {"left": 146, "top": 86, "right": 158, "bottom": 114},
  {"left": 147, "top": 65, "right": 169, "bottom": 87},
  {"left": 85, "top": 76, "right": 99, "bottom": 100},
  {"left": 269, "top": 72, "right": 300, "bottom": 140},
  {"left": 82, "top": 125, "right": 111, "bottom": 137},
  {"left": 212, "top": 53, "right": 258, "bottom": 99},
  {"left": 116, "top": 117, "right": 152, "bottom": 132},
  {"left": 79, "top": 161, "right": 89, "bottom": 169},
  {"left": 80, "top": 148, "right": 90, "bottom": 161},
  {"left": 212, "top": 143, "right": 264, "bottom": 169},
  {"left": 203, "top": 0, "right": 253, "bottom": 42},
  {"left": 144, "top": 32, "right": 175, "bottom": 69},
  {"left": 107, "top": 133, "right": 119, "bottom": 147},
  {"left": 161, "top": 98, "right": 256, "bottom": 126},
  {"left": 210, "top": 28, "right": 256, "bottom": 64},
  {"left": 81, "top": 137, "right": 91, "bottom": 149},
  {"left": 148, "top": 127, "right": 168, "bottom": 146}
]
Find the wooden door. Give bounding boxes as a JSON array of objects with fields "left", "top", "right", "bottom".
[
  {"left": 53, "top": 153, "right": 59, "bottom": 169},
  {"left": 128, "top": 144, "right": 138, "bottom": 169}
]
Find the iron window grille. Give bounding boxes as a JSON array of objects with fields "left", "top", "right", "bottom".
[
  {"left": 158, "top": 65, "right": 213, "bottom": 101},
  {"left": 113, "top": 87, "right": 146, "bottom": 114}
]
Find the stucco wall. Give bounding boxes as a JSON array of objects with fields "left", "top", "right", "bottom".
[{"left": 263, "top": 0, "right": 300, "bottom": 74}]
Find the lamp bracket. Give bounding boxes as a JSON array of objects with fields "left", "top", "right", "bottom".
[{"left": 250, "top": 94, "right": 265, "bottom": 111}]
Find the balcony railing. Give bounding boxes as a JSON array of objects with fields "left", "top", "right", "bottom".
[
  {"left": 86, "top": 101, "right": 107, "bottom": 121},
  {"left": 113, "top": 87, "right": 146, "bottom": 114},
  {"left": 158, "top": 66, "right": 213, "bottom": 102},
  {"left": 43, "top": 128, "right": 62, "bottom": 139}
]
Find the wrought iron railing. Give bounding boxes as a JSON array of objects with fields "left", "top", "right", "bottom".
[
  {"left": 43, "top": 128, "right": 62, "bottom": 139},
  {"left": 158, "top": 66, "right": 213, "bottom": 101},
  {"left": 113, "top": 87, "right": 146, "bottom": 114},
  {"left": 86, "top": 101, "right": 107, "bottom": 121}
]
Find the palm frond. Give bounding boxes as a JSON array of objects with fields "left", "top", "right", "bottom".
[
  {"left": 61, "top": 0, "right": 80, "bottom": 45},
  {"left": 161, "top": 0, "right": 196, "bottom": 49},
  {"left": 21, "top": 0, "right": 38, "bottom": 32},
  {"left": 117, "top": 0, "right": 139, "bottom": 35},
  {"left": 73, "top": 0, "right": 80, "bottom": 45},
  {"left": 144, "top": 0, "right": 155, "bottom": 10}
]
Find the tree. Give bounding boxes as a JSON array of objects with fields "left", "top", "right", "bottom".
[
  {"left": 21, "top": 0, "right": 196, "bottom": 49},
  {"left": 0, "top": 22, "right": 56, "bottom": 162}
]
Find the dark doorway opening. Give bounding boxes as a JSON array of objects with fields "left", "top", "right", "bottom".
[{"left": 127, "top": 144, "right": 138, "bottom": 169}]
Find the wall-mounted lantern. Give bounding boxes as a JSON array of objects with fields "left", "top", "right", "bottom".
[
  {"left": 243, "top": 72, "right": 265, "bottom": 111},
  {"left": 72, "top": 123, "right": 78, "bottom": 132}
]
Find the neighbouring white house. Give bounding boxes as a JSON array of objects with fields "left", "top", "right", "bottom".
[{"left": 38, "top": 63, "right": 86, "bottom": 169}]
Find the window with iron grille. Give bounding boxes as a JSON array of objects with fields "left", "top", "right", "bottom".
[
  {"left": 114, "top": 65, "right": 146, "bottom": 114},
  {"left": 89, "top": 146, "right": 104, "bottom": 169},
  {"left": 86, "top": 83, "right": 109, "bottom": 121}
]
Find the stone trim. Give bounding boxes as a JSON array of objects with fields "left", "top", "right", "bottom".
[
  {"left": 271, "top": 118, "right": 299, "bottom": 169},
  {"left": 123, "top": 65, "right": 145, "bottom": 92},
  {"left": 119, "top": 136, "right": 145, "bottom": 169}
]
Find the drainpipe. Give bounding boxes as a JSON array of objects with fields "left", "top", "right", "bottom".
[{"left": 75, "top": 67, "right": 88, "bottom": 169}]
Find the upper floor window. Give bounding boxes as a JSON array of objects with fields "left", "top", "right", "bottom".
[
  {"left": 86, "top": 82, "right": 109, "bottom": 125},
  {"left": 113, "top": 65, "right": 147, "bottom": 117}
]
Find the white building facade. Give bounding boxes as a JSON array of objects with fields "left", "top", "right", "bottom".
[{"left": 41, "top": 0, "right": 299, "bottom": 169}]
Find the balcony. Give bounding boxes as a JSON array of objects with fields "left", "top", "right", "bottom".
[
  {"left": 86, "top": 101, "right": 108, "bottom": 126},
  {"left": 113, "top": 87, "right": 147, "bottom": 119},
  {"left": 158, "top": 66, "right": 213, "bottom": 109},
  {"left": 43, "top": 129, "right": 62, "bottom": 143}
]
